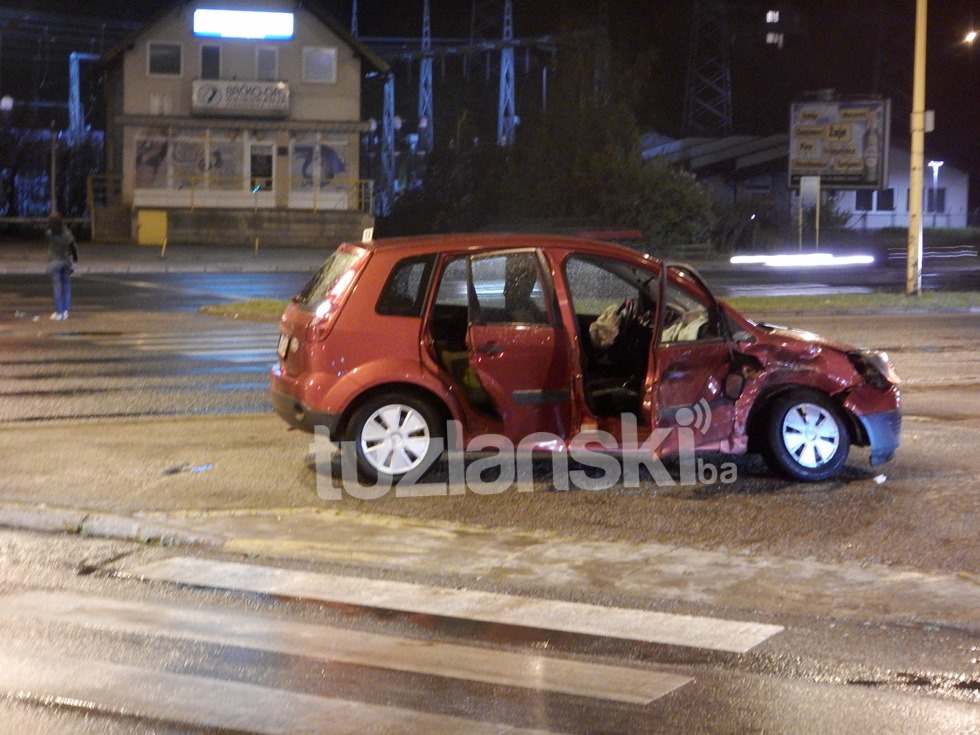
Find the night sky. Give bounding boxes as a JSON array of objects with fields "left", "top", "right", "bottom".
[{"left": 2, "top": 0, "right": 978, "bottom": 194}]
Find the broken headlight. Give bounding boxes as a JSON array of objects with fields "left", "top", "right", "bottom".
[{"left": 848, "top": 349, "right": 901, "bottom": 390}]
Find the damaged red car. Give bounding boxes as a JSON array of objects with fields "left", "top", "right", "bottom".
[{"left": 271, "top": 234, "right": 901, "bottom": 483}]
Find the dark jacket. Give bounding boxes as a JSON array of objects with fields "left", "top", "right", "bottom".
[{"left": 47, "top": 228, "right": 78, "bottom": 272}]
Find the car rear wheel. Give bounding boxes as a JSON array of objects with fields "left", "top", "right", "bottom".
[
  {"left": 346, "top": 393, "right": 444, "bottom": 484},
  {"left": 762, "top": 390, "right": 850, "bottom": 481}
]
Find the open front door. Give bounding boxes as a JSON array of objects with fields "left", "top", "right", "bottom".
[
  {"left": 464, "top": 251, "right": 575, "bottom": 444},
  {"left": 649, "top": 266, "right": 737, "bottom": 454}
]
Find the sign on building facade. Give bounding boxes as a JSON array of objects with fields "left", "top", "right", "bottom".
[{"left": 192, "top": 80, "right": 290, "bottom": 118}]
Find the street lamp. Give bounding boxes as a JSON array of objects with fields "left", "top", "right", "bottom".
[
  {"left": 928, "top": 159, "right": 943, "bottom": 226},
  {"left": 966, "top": 29, "right": 978, "bottom": 44}
]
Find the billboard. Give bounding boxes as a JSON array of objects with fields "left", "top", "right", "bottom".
[{"left": 789, "top": 99, "right": 890, "bottom": 190}]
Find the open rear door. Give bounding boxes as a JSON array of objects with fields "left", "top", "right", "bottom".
[{"left": 464, "top": 251, "right": 575, "bottom": 444}]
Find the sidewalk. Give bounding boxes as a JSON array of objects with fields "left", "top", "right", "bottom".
[{"left": 0, "top": 238, "right": 328, "bottom": 275}]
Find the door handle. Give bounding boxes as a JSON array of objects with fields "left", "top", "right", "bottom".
[{"left": 476, "top": 342, "right": 504, "bottom": 356}]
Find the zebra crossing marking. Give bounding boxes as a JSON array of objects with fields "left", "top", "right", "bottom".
[
  {"left": 129, "top": 556, "right": 784, "bottom": 654},
  {"left": 0, "top": 590, "right": 691, "bottom": 705},
  {"left": 64, "top": 327, "right": 279, "bottom": 363},
  {"left": 0, "top": 650, "right": 556, "bottom": 735}
]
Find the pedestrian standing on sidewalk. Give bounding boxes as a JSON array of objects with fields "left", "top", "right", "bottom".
[{"left": 46, "top": 213, "right": 78, "bottom": 320}]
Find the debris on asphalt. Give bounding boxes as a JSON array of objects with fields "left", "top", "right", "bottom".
[{"left": 163, "top": 463, "right": 215, "bottom": 476}]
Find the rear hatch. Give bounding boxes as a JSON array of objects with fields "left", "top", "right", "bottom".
[{"left": 276, "top": 244, "right": 370, "bottom": 375}]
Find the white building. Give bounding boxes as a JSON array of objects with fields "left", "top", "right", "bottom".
[
  {"left": 841, "top": 147, "right": 969, "bottom": 229},
  {"left": 98, "top": 0, "right": 387, "bottom": 245},
  {"left": 642, "top": 134, "right": 970, "bottom": 231}
]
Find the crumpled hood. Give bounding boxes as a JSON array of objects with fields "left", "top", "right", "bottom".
[{"left": 757, "top": 323, "right": 856, "bottom": 355}]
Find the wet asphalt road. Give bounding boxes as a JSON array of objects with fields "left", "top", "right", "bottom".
[
  {"left": 0, "top": 271, "right": 977, "bottom": 733},
  {"left": 0, "top": 528, "right": 976, "bottom": 735}
]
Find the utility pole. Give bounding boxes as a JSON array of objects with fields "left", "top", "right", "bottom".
[
  {"left": 49, "top": 120, "right": 57, "bottom": 215},
  {"left": 497, "top": 0, "right": 516, "bottom": 146},
  {"left": 377, "top": 75, "right": 396, "bottom": 216},
  {"left": 418, "top": 0, "right": 434, "bottom": 152},
  {"left": 683, "top": 0, "right": 733, "bottom": 136},
  {"left": 906, "top": 0, "right": 926, "bottom": 296}
]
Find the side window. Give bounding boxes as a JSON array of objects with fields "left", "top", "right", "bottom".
[
  {"left": 564, "top": 257, "right": 642, "bottom": 319},
  {"left": 148, "top": 43, "right": 182, "bottom": 77},
  {"left": 257, "top": 47, "right": 278, "bottom": 81},
  {"left": 303, "top": 47, "right": 337, "bottom": 83},
  {"left": 564, "top": 256, "right": 655, "bottom": 351},
  {"left": 660, "top": 278, "right": 720, "bottom": 344},
  {"left": 200, "top": 45, "right": 220, "bottom": 80},
  {"left": 434, "top": 256, "right": 469, "bottom": 308},
  {"left": 376, "top": 255, "right": 435, "bottom": 317},
  {"left": 471, "top": 252, "right": 548, "bottom": 325}
]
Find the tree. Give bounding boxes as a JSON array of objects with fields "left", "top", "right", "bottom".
[
  {"left": 503, "top": 22, "right": 716, "bottom": 253},
  {"left": 377, "top": 114, "right": 507, "bottom": 236},
  {"left": 378, "top": 20, "right": 717, "bottom": 251}
]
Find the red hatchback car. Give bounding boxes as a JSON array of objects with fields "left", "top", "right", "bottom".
[{"left": 271, "top": 234, "right": 900, "bottom": 483}]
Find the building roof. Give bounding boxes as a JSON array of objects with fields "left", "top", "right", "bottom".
[{"left": 643, "top": 134, "right": 790, "bottom": 174}]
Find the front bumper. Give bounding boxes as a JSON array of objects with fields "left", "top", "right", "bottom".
[{"left": 857, "top": 409, "right": 902, "bottom": 466}]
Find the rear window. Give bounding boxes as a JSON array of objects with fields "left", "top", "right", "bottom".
[
  {"left": 376, "top": 255, "right": 436, "bottom": 317},
  {"left": 294, "top": 246, "right": 368, "bottom": 309}
]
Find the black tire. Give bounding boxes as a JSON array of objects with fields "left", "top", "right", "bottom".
[
  {"left": 344, "top": 392, "right": 444, "bottom": 484},
  {"left": 762, "top": 390, "right": 851, "bottom": 481}
]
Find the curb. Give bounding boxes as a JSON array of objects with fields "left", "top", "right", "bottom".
[
  {"left": 0, "top": 502, "right": 226, "bottom": 548},
  {"left": 0, "top": 264, "right": 320, "bottom": 276}
]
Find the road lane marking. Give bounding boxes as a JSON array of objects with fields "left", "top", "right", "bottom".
[
  {"left": 0, "top": 591, "right": 690, "bottom": 705},
  {"left": 0, "top": 650, "right": 557, "bottom": 735},
  {"left": 56, "top": 329, "right": 279, "bottom": 363},
  {"left": 129, "top": 556, "right": 784, "bottom": 654}
]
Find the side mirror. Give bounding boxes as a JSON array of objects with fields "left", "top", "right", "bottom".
[{"left": 724, "top": 371, "right": 746, "bottom": 400}]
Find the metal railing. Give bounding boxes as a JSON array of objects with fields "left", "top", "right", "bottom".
[{"left": 87, "top": 174, "right": 374, "bottom": 214}]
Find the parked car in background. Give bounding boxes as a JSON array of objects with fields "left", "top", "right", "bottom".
[{"left": 271, "top": 234, "right": 901, "bottom": 483}]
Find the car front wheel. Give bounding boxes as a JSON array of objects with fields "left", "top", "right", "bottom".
[
  {"left": 762, "top": 390, "right": 850, "bottom": 481},
  {"left": 346, "top": 393, "right": 444, "bottom": 484}
]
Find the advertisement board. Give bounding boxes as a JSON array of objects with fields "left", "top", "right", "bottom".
[{"left": 789, "top": 99, "right": 890, "bottom": 189}]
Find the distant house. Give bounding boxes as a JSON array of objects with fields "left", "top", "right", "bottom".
[
  {"left": 98, "top": 0, "right": 388, "bottom": 245},
  {"left": 642, "top": 134, "right": 970, "bottom": 231}
]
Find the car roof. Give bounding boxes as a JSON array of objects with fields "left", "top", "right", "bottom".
[{"left": 343, "top": 233, "right": 659, "bottom": 263}]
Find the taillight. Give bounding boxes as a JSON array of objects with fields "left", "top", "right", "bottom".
[{"left": 308, "top": 266, "right": 358, "bottom": 342}]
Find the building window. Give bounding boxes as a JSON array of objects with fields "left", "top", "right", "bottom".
[
  {"left": 927, "top": 188, "right": 946, "bottom": 213},
  {"left": 766, "top": 10, "right": 780, "bottom": 23},
  {"left": 257, "top": 47, "right": 278, "bottom": 81},
  {"left": 201, "top": 45, "right": 220, "bottom": 80},
  {"left": 303, "top": 47, "right": 337, "bottom": 83},
  {"left": 855, "top": 190, "right": 873, "bottom": 212},
  {"left": 148, "top": 42, "right": 182, "bottom": 76},
  {"left": 250, "top": 145, "right": 274, "bottom": 191},
  {"left": 876, "top": 188, "right": 895, "bottom": 211}
]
